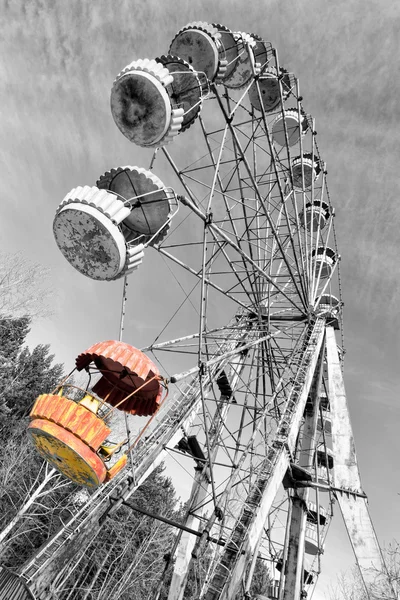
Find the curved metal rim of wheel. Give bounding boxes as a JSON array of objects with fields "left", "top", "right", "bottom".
[
  {"left": 53, "top": 202, "right": 127, "bottom": 280},
  {"left": 28, "top": 419, "right": 107, "bottom": 488},
  {"left": 110, "top": 61, "right": 183, "bottom": 148},
  {"left": 96, "top": 165, "right": 174, "bottom": 245},
  {"left": 155, "top": 54, "right": 203, "bottom": 133},
  {"left": 169, "top": 22, "right": 227, "bottom": 83}
]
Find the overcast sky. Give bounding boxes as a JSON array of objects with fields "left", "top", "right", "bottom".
[{"left": 1, "top": 0, "right": 400, "bottom": 597}]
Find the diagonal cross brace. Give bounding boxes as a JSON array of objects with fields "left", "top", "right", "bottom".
[{"left": 203, "top": 318, "right": 326, "bottom": 600}]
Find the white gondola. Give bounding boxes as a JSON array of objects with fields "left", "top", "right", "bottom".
[
  {"left": 305, "top": 524, "right": 321, "bottom": 555},
  {"left": 315, "top": 294, "right": 341, "bottom": 320},
  {"left": 53, "top": 187, "right": 132, "bottom": 281},
  {"left": 312, "top": 246, "right": 337, "bottom": 279},
  {"left": 307, "top": 501, "right": 328, "bottom": 526},
  {"left": 221, "top": 32, "right": 259, "bottom": 89},
  {"left": 54, "top": 168, "right": 177, "bottom": 281},
  {"left": 292, "top": 153, "right": 322, "bottom": 190},
  {"left": 97, "top": 166, "right": 176, "bottom": 246},
  {"left": 250, "top": 32, "right": 270, "bottom": 68},
  {"left": 212, "top": 24, "right": 239, "bottom": 82},
  {"left": 300, "top": 200, "right": 331, "bottom": 231},
  {"left": 248, "top": 67, "right": 294, "bottom": 113},
  {"left": 272, "top": 107, "right": 309, "bottom": 147},
  {"left": 111, "top": 59, "right": 185, "bottom": 148},
  {"left": 169, "top": 22, "right": 227, "bottom": 84},
  {"left": 315, "top": 447, "right": 334, "bottom": 488}
]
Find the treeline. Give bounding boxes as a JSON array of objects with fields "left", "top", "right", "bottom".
[{"left": 0, "top": 316, "right": 271, "bottom": 599}]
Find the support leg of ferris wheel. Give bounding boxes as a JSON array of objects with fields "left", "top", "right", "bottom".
[
  {"left": 281, "top": 335, "right": 325, "bottom": 600},
  {"left": 196, "top": 317, "right": 325, "bottom": 600},
  {"left": 325, "top": 327, "right": 395, "bottom": 600},
  {"left": 167, "top": 353, "right": 247, "bottom": 600}
]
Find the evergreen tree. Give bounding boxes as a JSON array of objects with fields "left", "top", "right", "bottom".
[
  {"left": 0, "top": 315, "right": 69, "bottom": 564},
  {"left": 0, "top": 317, "right": 30, "bottom": 419},
  {"left": 0, "top": 316, "right": 63, "bottom": 427},
  {"left": 48, "top": 465, "right": 182, "bottom": 600}
]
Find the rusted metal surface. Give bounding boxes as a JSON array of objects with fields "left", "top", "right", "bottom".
[
  {"left": 105, "top": 454, "right": 128, "bottom": 481},
  {"left": 76, "top": 340, "right": 162, "bottom": 415},
  {"left": 111, "top": 59, "right": 184, "bottom": 148},
  {"left": 326, "top": 326, "right": 394, "bottom": 599},
  {"left": 223, "top": 32, "right": 257, "bottom": 89},
  {"left": 28, "top": 419, "right": 107, "bottom": 488},
  {"left": 169, "top": 23, "right": 222, "bottom": 82},
  {"left": 30, "top": 394, "right": 111, "bottom": 450},
  {"left": 53, "top": 202, "right": 127, "bottom": 280}
]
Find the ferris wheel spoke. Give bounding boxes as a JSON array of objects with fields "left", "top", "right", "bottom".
[
  {"left": 156, "top": 246, "right": 250, "bottom": 311},
  {"left": 159, "top": 194, "right": 305, "bottom": 312},
  {"left": 199, "top": 115, "right": 267, "bottom": 304},
  {"left": 248, "top": 83, "right": 311, "bottom": 305},
  {"left": 206, "top": 232, "right": 262, "bottom": 305},
  {"left": 141, "top": 324, "right": 245, "bottom": 354},
  {"left": 160, "top": 101, "right": 309, "bottom": 314},
  {"left": 170, "top": 324, "right": 291, "bottom": 384},
  {"left": 246, "top": 78, "right": 316, "bottom": 305},
  {"left": 160, "top": 148, "right": 284, "bottom": 305},
  {"left": 213, "top": 89, "right": 308, "bottom": 311}
]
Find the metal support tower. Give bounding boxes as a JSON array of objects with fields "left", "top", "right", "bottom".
[{"left": 0, "top": 23, "right": 393, "bottom": 600}]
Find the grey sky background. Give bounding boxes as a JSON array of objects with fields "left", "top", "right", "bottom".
[{"left": 1, "top": 0, "right": 400, "bottom": 596}]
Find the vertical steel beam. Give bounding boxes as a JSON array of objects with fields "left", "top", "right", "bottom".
[
  {"left": 282, "top": 339, "right": 325, "bottom": 600},
  {"left": 204, "top": 319, "right": 325, "bottom": 600},
  {"left": 326, "top": 327, "right": 394, "bottom": 599},
  {"left": 168, "top": 357, "right": 246, "bottom": 600}
]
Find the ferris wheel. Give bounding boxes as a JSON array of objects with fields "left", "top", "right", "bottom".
[{"left": 0, "top": 21, "right": 393, "bottom": 600}]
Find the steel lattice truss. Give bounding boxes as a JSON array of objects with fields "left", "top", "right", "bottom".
[{"left": 0, "top": 25, "right": 393, "bottom": 600}]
